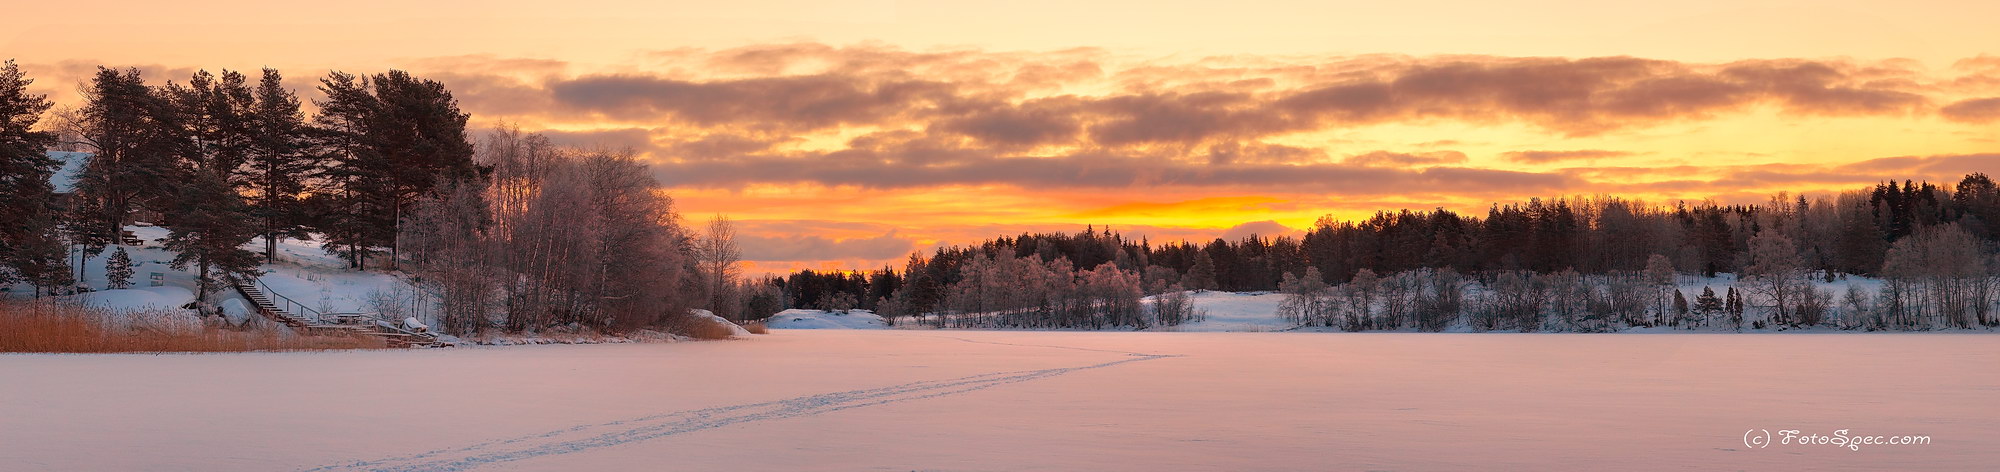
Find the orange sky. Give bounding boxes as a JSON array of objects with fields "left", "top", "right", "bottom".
[{"left": 8, "top": 0, "right": 1999, "bottom": 275}]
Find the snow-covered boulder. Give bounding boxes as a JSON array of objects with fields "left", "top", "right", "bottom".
[
  {"left": 218, "top": 298, "right": 254, "bottom": 327},
  {"left": 765, "top": 309, "right": 889, "bottom": 329},
  {"left": 403, "top": 317, "right": 429, "bottom": 333}
]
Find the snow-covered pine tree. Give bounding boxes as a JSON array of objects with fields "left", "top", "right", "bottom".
[
  {"left": 1695, "top": 286, "right": 1722, "bottom": 327},
  {"left": 1725, "top": 287, "right": 1744, "bottom": 330},
  {"left": 1672, "top": 289, "right": 1689, "bottom": 327},
  {"left": 104, "top": 246, "right": 134, "bottom": 290}
]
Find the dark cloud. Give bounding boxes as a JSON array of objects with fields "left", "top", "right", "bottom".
[
  {"left": 1940, "top": 97, "right": 2000, "bottom": 123},
  {"left": 547, "top": 74, "right": 966, "bottom": 130},
  {"left": 738, "top": 231, "right": 917, "bottom": 262},
  {"left": 646, "top": 144, "right": 1577, "bottom": 197},
  {"left": 1344, "top": 150, "right": 1467, "bottom": 168},
  {"left": 1502, "top": 149, "right": 1633, "bottom": 164},
  {"left": 934, "top": 96, "right": 1084, "bottom": 147},
  {"left": 534, "top": 127, "right": 656, "bottom": 153},
  {"left": 416, "top": 48, "right": 1957, "bottom": 153},
  {"left": 1206, "top": 142, "right": 1326, "bottom": 165},
  {"left": 658, "top": 133, "right": 792, "bottom": 160},
  {"left": 205, "top": 46, "right": 1973, "bottom": 196}
]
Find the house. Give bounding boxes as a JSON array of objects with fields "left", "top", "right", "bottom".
[{"left": 47, "top": 150, "right": 88, "bottom": 212}]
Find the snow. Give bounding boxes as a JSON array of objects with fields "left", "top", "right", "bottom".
[
  {"left": 765, "top": 308, "right": 889, "bottom": 329},
  {"left": 690, "top": 309, "right": 752, "bottom": 337},
  {"left": 219, "top": 298, "right": 254, "bottom": 327},
  {"left": 1, "top": 331, "right": 1994, "bottom": 470},
  {"left": 1153, "top": 290, "right": 1294, "bottom": 332},
  {"left": 5, "top": 224, "right": 420, "bottom": 326},
  {"left": 74, "top": 286, "right": 194, "bottom": 312}
]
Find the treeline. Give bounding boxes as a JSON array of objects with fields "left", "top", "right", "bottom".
[
  {"left": 0, "top": 60, "right": 719, "bottom": 337},
  {"left": 771, "top": 175, "right": 2000, "bottom": 331}
]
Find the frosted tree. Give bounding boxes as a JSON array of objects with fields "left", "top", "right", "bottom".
[
  {"left": 1339, "top": 268, "right": 1379, "bottom": 331},
  {"left": 1150, "top": 284, "right": 1197, "bottom": 326},
  {"left": 695, "top": 214, "right": 744, "bottom": 320},
  {"left": 1276, "top": 267, "right": 1333, "bottom": 326},
  {"left": 400, "top": 179, "right": 495, "bottom": 335},
  {"left": 1482, "top": 270, "right": 1545, "bottom": 331},
  {"left": 1644, "top": 254, "right": 1677, "bottom": 326},
  {"left": 1545, "top": 269, "right": 1587, "bottom": 331},
  {"left": 1742, "top": 231, "right": 1806, "bottom": 327},
  {"left": 1838, "top": 284, "right": 1874, "bottom": 329},
  {"left": 1881, "top": 225, "right": 1990, "bottom": 328}
]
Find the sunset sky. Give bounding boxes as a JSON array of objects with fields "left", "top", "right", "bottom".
[{"left": 8, "top": 0, "right": 1999, "bottom": 275}]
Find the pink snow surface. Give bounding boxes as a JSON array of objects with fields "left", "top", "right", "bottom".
[{"left": 1, "top": 331, "right": 1994, "bottom": 470}]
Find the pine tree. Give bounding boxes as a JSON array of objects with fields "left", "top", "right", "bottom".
[
  {"left": 1672, "top": 289, "right": 1689, "bottom": 326},
  {"left": 309, "top": 71, "right": 381, "bottom": 269},
  {"left": 162, "top": 172, "right": 263, "bottom": 303},
  {"left": 0, "top": 60, "right": 72, "bottom": 294},
  {"left": 1726, "top": 287, "right": 1745, "bottom": 330},
  {"left": 1694, "top": 286, "right": 1722, "bottom": 326},
  {"left": 104, "top": 246, "right": 133, "bottom": 289},
  {"left": 245, "top": 68, "right": 318, "bottom": 261},
  {"left": 311, "top": 70, "right": 478, "bottom": 269},
  {"left": 74, "top": 67, "right": 182, "bottom": 258},
  {"left": 160, "top": 70, "right": 264, "bottom": 304},
  {"left": 1184, "top": 250, "right": 1218, "bottom": 291}
]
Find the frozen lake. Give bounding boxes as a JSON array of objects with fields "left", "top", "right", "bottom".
[{"left": 2, "top": 330, "right": 1995, "bottom": 471}]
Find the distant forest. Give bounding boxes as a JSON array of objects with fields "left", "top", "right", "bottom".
[{"left": 773, "top": 175, "right": 2000, "bottom": 331}]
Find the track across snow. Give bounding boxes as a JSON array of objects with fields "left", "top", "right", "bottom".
[{"left": 308, "top": 337, "right": 1174, "bottom": 471}]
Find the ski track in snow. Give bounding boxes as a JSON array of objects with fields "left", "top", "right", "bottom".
[{"left": 307, "top": 339, "right": 1178, "bottom": 472}]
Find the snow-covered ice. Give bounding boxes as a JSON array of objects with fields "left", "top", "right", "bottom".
[{"left": 2, "top": 330, "right": 1994, "bottom": 471}]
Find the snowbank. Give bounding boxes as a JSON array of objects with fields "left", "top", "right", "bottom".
[
  {"left": 690, "top": 309, "right": 752, "bottom": 337},
  {"left": 765, "top": 309, "right": 889, "bottom": 329},
  {"left": 75, "top": 286, "right": 195, "bottom": 313}
]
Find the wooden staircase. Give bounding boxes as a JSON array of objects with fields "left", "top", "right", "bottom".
[{"left": 232, "top": 279, "right": 447, "bottom": 348}]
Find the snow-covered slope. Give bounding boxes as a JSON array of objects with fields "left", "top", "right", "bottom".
[
  {"left": 765, "top": 309, "right": 889, "bottom": 329},
  {"left": 1151, "top": 290, "right": 1293, "bottom": 332},
  {"left": 6, "top": 224, "right": 415, "bottom": 326}
]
